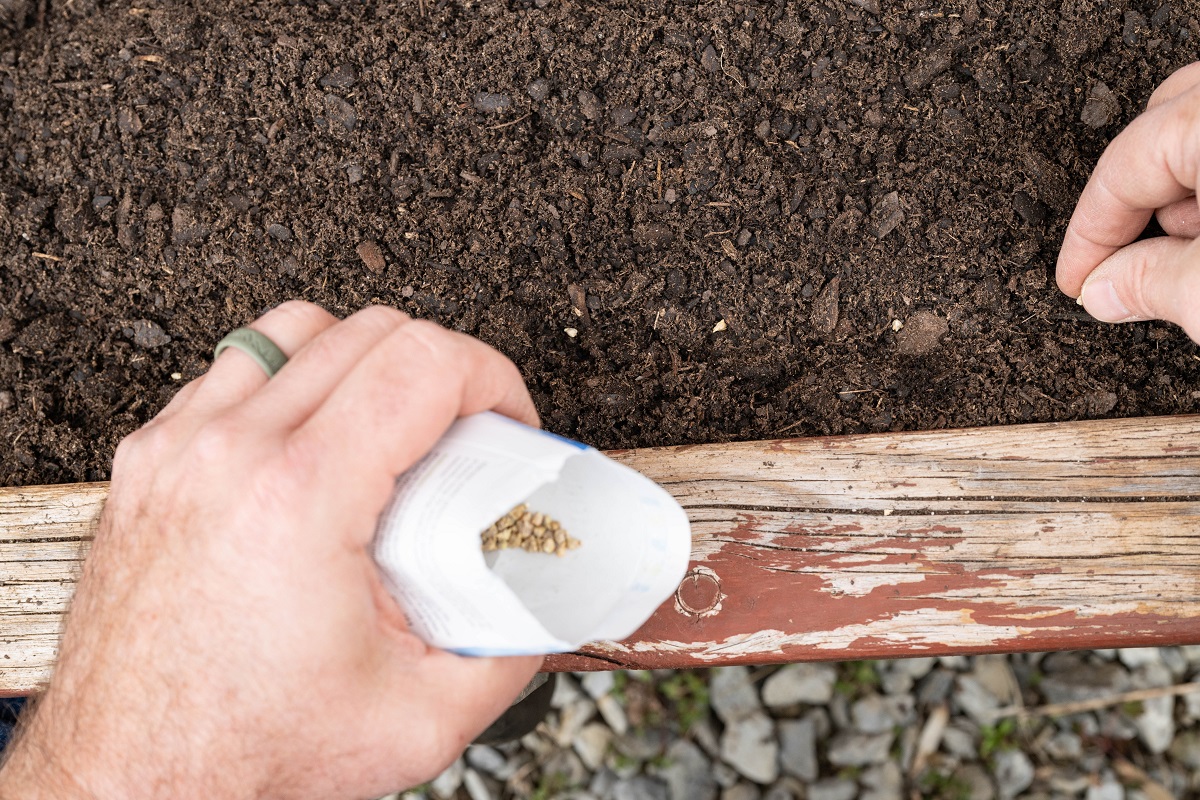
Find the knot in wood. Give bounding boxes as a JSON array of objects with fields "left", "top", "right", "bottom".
[{"left": 675, "top": 566, "right": 724, "bottom": 618}]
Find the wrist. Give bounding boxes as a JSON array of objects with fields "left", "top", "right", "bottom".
[{"left": 0, "top": 687, "right": 261, "bottom": 800}]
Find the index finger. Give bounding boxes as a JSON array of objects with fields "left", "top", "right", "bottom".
[
  {"left": 1056, "top": 88, "right": 1200, "bottom": 296},
  {"left": 287, "top": 320, "right": 540, "bottom": 532}
]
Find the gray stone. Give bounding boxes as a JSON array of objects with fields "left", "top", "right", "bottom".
[
  {"left": 127, "top": 319, "right": 171, "bottom": 348},
  {"left": 323, "top": 93, "right": 357, "bottom": 131},
  {"left": 553, "top": 698, "right": 597, "bottom": 747},
  {"left": 574, "top": 722, "right": 613, "bottom": 771},
  {"left": 1039, "top": 655, "right": 1130, "bottom": 704},
  {"left": 463, "top": 768, "right": 493, "bottom": 800},
  {"left": 827, "top": 731, "right": 894, "bottom": 767},
  {"left": 761, "top": 786, "right": 793, "bottom": 800},
  {"left": 852, "top": 693, "right": 895, "bottom": 733},
  {"left": 545, "top": 749, "right": 590, "bottom": 787},
  {"left": 582, "top": 671, "right": 615, "bottom": 699},
  {"left": 713, "top": 762, "right": 739, "bottom": 789},
  {"left": 1132, "top": 692, "right": 1174, "bottom": 754},
  {"left": 613, "top": 776, "right": 669, "bottom": 800},
  {"left": 896, "top": 657, "right": 936, "bottom": 678},
  {"left": 711, "top": 667, "right": 762, "bottom": 723},
  {"left": 942, "top": 723, "right": 978, "bottom": 760},
  {"left": 861, "top": 762, "right": 903, "bottom": 800},
  {"left": 1180, "top": 645, "right": 1200, "bottom": 667},
  {"left": 954, "top": 675, "right": 1000, "bottom": 725},
  {"left": 807, "top": 779, "right": 856, "bottom": 800},
  {"left": 577, "top": 90, "right": 602, "bottom": 121},
  {"left": 430, "top": 757, "right": 464, "bottom": 799},
  {"left": 916, "top": 669, "right": 955, "bottom": 707},
  {"left": 1044, "top": 730, "right": 1082, "bottom": 761},
  {"left": 690, "top": 718, "right": 721, "bottom": 760},
  {"left": 1131, "top": 662, "right": 1174, "bottom": 754},
  {"left": 720, "top": 785, "right": 760, "bottom": 800},
  {"left": 721, "top": 711, "right": 779, "bottom": 784},
  {"left": 1118, "top": 648, "right": 1162, "bottom": 669},
  {"left": 553, "top": 674, "right": 584, "bottom": 709},
  {"left": 1086, "top": 776, "right": 1125, "bottom": 800},
  {"left": 762, "top": 663, "right": 836, "bottom": 708},
  {"left": 614, "top": 726, "right": 669, "bottom": 761},
  {"left": 938, "top": 655, "right": 969, "bottom": 670},
  {"left": 1170, "top": 730, "right": 1200, "bottom": 769},
  {"left": 590, "top": 768, "right": 619, "bottom": 798},
  {"left": 870, "top": 191, "right": 904, "bottom": 238},
  {"left": 658, "top": 740, "right": 717, "bottom": 800},
  {"left": 954, "top": 765, "right": 996, "bottom": 800},
  {"left": 1182, "top": 689, "right": 1200, "bottom": 724},
  {"left": 597, "top": 694, "right": 629, "bottom": 736},
  {"left": 972, "top": 655, "right": 1019, "bottom": 704},
  {"left": 1161, "top": 647, "right": 1188, "bottom": 680},
  {"left": 465, "top": 745, "right": 509, "bottom": 778},
  {"left": 778, "top": 718, "right": 818, "bottom": 781},
  {"left": 992, "top": 750, "right": 1034, "bottom": 800}
]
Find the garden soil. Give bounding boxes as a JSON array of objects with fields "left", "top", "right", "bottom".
[{"left": 1, "top": 0, "right": 1198, "bottom": 486}]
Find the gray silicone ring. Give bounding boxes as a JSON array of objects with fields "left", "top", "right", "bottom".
[{"left": 213, "top": 328, "right": 288, "bottom": 378}]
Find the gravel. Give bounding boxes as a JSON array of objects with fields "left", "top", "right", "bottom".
[{"left": 398, "top": 648, "right": 1200, "bottom": 800}]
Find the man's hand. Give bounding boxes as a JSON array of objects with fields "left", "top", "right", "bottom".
[
  {"left": 0, "top": 302, "right": 542, "bottom": 799},
  {"left": 1057, "top": 61, "right": 1200, "bottom": 342}
]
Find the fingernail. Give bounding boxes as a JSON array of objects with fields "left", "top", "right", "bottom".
[{"left": 1080, "top": 279, "right": 1133, "bottom": 323}]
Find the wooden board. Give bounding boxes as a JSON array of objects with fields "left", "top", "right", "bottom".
[{"left": 2, "top": 415, "right": 1200, "bottom": 692}]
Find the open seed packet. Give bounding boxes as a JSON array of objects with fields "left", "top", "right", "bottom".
[{"left": 373, "top": 411, "right": 692, "bottom": 656}]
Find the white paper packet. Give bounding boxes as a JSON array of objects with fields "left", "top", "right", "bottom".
[{"left": 373, "top": 411, "right": 691, "bottom": 656}]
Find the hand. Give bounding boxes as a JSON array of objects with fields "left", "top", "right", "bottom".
[
  {"left": 0, "top": 302, "right": 542, "bottom": 799},
  {"left": 1057, "top": 61, "right": 1200, "bottom": 341}
]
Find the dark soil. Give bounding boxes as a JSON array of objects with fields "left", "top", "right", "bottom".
[{"left": 2, "top": 0, "right": 1199, "bottom": 487}]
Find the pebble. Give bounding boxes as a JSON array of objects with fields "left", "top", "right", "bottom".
[
  {"left": 1118, "top": 648, "right": 1162, "bottom": 669},
  {"left": 581, "top": 671, "right": 615, "bottom": 699},
  {"left": 430, "top": 757, "right": 464, "bottom": 799},
  {"left": 266, "top": 223, "right": 292, "bottom": 241},
  {"left": 806, "top": 779, "right": 856, "bottom": 800},
  {"left": 0, "top": 390, "right": 13, "bottom": 413},
  {"left": 574, "top": 722, "right": 613, "bottom": 771},
  {"left": 711, "top": 667, "right": 762, "bottom": 722},
  {"left": 953, "top": 675, "right": 1000, "bottom": 725},
  {"left": 1044, "top": 730, "right": 1083, "bottom": 760},
  {"left": 826, "top": 732, "right": 894, "bottom": 767},
  {"left": 721, "top": 711, "right": 779, "bottom": 784},
  {"left": 1085, "top": 776, "right": 1125, "bottom": 800},
  {"left": 761, "top": 663, "right": 836, "bottom": 708},
  {"left": 553, "top": 698, "right": 597, "bottom": 747},
  {"left": 954, "top": 764, "right": 996, "bottom": 800},
  {"left": 860, "top": 762, "right": 903, "bottom": 800},
  {"left": 526, "top": 79, "right": 549, "bottom": 101},
  {"left": 577, "top": 90, "right": 602, "bottom": 121},
  {"left": 462, "top": 768, "right": 492, "bottom": 800},
  {"left": 1040, "top": 656, "right": 1130, "bottom": 703},
  {"left": 720, "top": 784, "right": 760, "bottom": 800},
  {"left": 464, "top": 745, "right": 508, "bottom": 779},
  {"left": 1082, "top": 80, "right": 1120, "bottom": 128},
  {"left": 613, "top": 776, "right": 668, "bottom": 800},
  {"left": 778, "top": 718, "right": 818, "bottom": 781},
  {"left": 597, "top": 694, "right": 629, "bottom": 736},
  {"left": 992, "top": 750, "right": 1034, "bottom": 800},
  {"left": 658, "top": 739, "right": 716, "bottom": 800},
  {"left": 941, "top": 722, "right": 978, "bottom": 759},
  {"left": 701, "top": 44, "right": 721, "bottom": 73}
]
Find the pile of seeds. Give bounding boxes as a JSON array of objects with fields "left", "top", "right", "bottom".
[{"left": 480, "top": 503, "right": 581, "bottom": 556}]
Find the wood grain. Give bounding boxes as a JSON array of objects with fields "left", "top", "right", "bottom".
[{"left": 2, "top": 416, "right": 1200, "bottom": 692}]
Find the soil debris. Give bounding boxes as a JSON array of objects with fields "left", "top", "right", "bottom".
[
  {"left": 356, "top": 241, "right": 386, "bottom": 274},
  {"left": 1082, "top": 81, "right": 1121, "bottom": 129},
  {"left": 811, "top": 278, "right": 841, "bottom": 335},
  {"left": 125, "top": 320, "right": 171, "bottom": 350},
  {"left": 567, "top": 284, "right": 591, "bottom": 325},
  {"left": 318, "top": 64, "right": 357, "bottom": 89},
  {"left": 897, "top": 312, "right": 949, "bottom": 356},
  {"left": 870, "top": 192, "right": 905, "bottom": 239}
]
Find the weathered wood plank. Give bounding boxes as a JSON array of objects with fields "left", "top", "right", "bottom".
[{"left": 2, "top": 416, "right": 1200, "bottom": 692}]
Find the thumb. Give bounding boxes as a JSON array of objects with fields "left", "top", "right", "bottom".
[{"left": 1079, "top": 236, "right": 1200, "bottom": 341}]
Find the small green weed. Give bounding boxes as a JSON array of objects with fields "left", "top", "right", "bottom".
[
  {"left": 659, "top": 670, "right": 710, "bottom": 732},
  {"left": 979, "top": 718, "right": 1017, "bottom": 760},
  {"left": 919, "top": 769, "right": 971, "bottom": 800}
]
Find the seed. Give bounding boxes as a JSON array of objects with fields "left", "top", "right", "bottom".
[{"left": 479, "top": 504, "right": 578, "bottom": 556}]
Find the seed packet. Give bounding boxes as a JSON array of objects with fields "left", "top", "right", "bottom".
[{"left": 373, "top": 411, "right": 692, "bottom": 656}]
